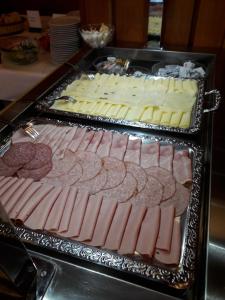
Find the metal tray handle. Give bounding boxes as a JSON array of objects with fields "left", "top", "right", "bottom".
[{"left": 203, "top": 89, "right": 221, "bottom": 113}]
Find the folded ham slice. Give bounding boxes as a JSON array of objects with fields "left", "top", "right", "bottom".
[
  {"left": 156, "top": 206, "right": 175, "bottom": 251},
  {"left": 1, "top": 178, "right": 26, "bottom": 207},
  {"left": 154, "top": 217, "right": 181, "bottom": 265},
  {"left": 104, "top": 202, "right": 132, "bottom": 250},
  {"left": 59, "top": 189, "right": 88, "bottom": 237},
  {"left": 173, "top": 150, "right": 192, "bottom": 186},
  {"left": 51, "top": 127, "right": 71, "bottom": 154},
  {"left": 159, "top": 145, "right": 174, "bottom": 172},
  {"left": 96, "top": 131, "right": 113, "bottom": 158},
  {"left": 118, "top": 205, "right": 147, "bottom": 255},
  {"left": 68, "top": 127, "right": 87, "bottom": 152},
  {"left": 24, "top": 186, "right": 62, "bottom": 230},
  {"left": 77, "top": 130, "right": 95, "bottom": 151},
  {"left": 136, "top": 206, "right": 161, "bottom": 257},
  {"left": 36, "top": 125, "right": 60, "bottom": 144},
  {"left": 76, "top": 194, "right": 103, "bottom": 242},
  {"left": 88, "top": 199, "right": 117, "bottom": 247},
  {"left": 109, "top": 133, "right": 128, "bottom": 160},
  {"left": 86, "top": 131, "right": 103, "bottom": 153},
  {"left": 124, "top": 138, "right": 141, "bottom": 165},
  {"left": 53, "top": 126, "right": 77, "bottom": 159},
  {"left": 0, "top": 177, "right": 18, "bottom": 198},
  {"left": 140, "top": 142, "right": 159, "bottom": 168},
  {"left": 0, "top": 176, "right": 14, "bottom": 190}
]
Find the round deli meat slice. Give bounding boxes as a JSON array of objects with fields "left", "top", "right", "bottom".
[
  {"left": 17, "top": 161, "right": 52, "bottom": 181},
  {"left": 130, "top": 176, "right": 163, "bottom": 207},
  {"left": 23, "top": 143, "right": 52, "bottom": 170},
  {"left": 102, "top": 157, "right": 126, "bottom": 189},
  {"left": 3, "top": 142, "right": 36, "bottom": 167},
  {"left": 75, "top": 169, "right": 107, "bottom": 194},
  {"left": 101, "top": 173, "right": 137, "bottom": 203},
  {"left": 0, "top": 157, "right": 20, "bottom": 176},
  {"left": 160, "top": 182, "right": 190, "bottom": 216},
  {"left": 145, "top": 166, "right": 176, "bottom": 201},
  {"left": 125, "top": 162, "right": 147, "bottom": 192}
]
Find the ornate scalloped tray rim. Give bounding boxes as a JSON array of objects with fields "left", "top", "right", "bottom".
[
  {"left": 0, "top": 117, "right": 204, "bottom": 290},
  {"left": 35, "top": 69, "right": 205, "bottom": 135}
]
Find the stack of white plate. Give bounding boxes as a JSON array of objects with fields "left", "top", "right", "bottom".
[{"left": 49, "top": 16, "right": 81, "bottom": 64}]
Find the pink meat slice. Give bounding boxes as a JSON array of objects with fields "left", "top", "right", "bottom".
[
  {"left": 24, "top": 186, "right": 62, "bottom": 230},
  {"left": 88, "top": 199, "right": 117, "bottom": 247},
  {"left": 1, "top": 178, "right": 26, "bottom": 207},
  {"left": 140, "top": 142, "right": 159, "bottom": 168},
  {"left": 86, "top": 131, "right": 103, "bottom": 152},
  {"left": 77, "top": 130, "right": 95, "bottom": 151},
  {"left": 104, "top": 202, "right": 132, "bottom": 250},
  {"left": 35, "top": 125, "right": 59, "bottom": 144},
  {"left": 96, "top": 131, "right": 113, "bottom": 158},
  {"left": 12, "top": 124, "right": 47, "bottom": 144},
  {"left": 146, "top": 166, "right": 176, "bottom": 201},
  {"left": 23, "top": 143, "right": 52, "bottom": 170},
  {"left": 17, "top": 161, "right": 52, "bottom": 181},
  {"left": 130, "top": 176, "right": 163, "bottom": 207},
  {"left": 51, "top": 127, "right": 71, "bottom": 154},
  {"left": 0, "top": 177, "right": 18, "bottom": 198},
  {"left": 75, "top": 169, "right": 107, "bottom": 194},
  {"left": 44, "top": 186, "right": 70, "bottom": 231},
  {"left": 76, "top": 194, "right": 103, "bottom": 241},
  {"left": 156, "top": 206, "right": 175, "bottom": 251},
  {"left": 75, "top": 151, "right": 102, "bottom": 182},
  {"left": 4, "top": 178, "right": 34, "bottom": 213},
  {"left": 0, "top": 177, "right": 13, "bottom": 188},
  {"left": 102, "top": 173, "right": 137, "bottom": 203},
  {"left": 109, "top": 133, "right": 129, "bottom": 161},
  {"left": 136, "top": 206, "right": 161, "bottom": 257},
  {"left": 16, "top": 184, "right": 54, "bottom": 222},
  {"left": 58, "top": 187, "right": 84, "bottom": 233},
  {"left": 53, "top": 126, "right": 78, "bottom": 159},
  {"left": 68, "top": 127, "right": 87, "bottom": 152},
  {"left": 154, "top": 218, "right": 181, "bottom": 265},
  {"left": 9, "top": 182, "right": 42, "bottom": 219},
  {"left": 118, "top": 205, "right": 147, "bottom": 255},
  {"left": 124, "top": 138, "right": 141, "bottom": 165},
  {"left": 125, "top": 162, "right": 147, "bottom": 192},
  {"left": 159, "top": 145, "right": 174, "bottom": 172},
  {"left": 173, "top": 150, "right": 192, "bottom": 186},
  {"left": 160, "top": 182, "right": 190, "bottom": 216},
  {"left": 0, "top": 157, "right": 20, "bottom": 176},
  {"left": 102, "top": 157, "right": 126, "bottom": 189},
  {"left": 3, "top": 142, "right": 36, "bottom": 167}
]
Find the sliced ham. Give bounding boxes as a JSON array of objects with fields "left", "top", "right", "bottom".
[
  {"left": 109, "top": 133, "right": 128, "bottom": 160},
  {"left": 125, "top": 162, "right": 147, "bottom": 192},
  {"left": 96, "top": 131, "right": 113, "bottom": 158},
  {"left": 156, "top": 206, "right": 175, "bottom": 251},
  {"left": 68, "top": 127, "right": 87, "bottom": 152},
  {"left": 136, "top": 206, "right": 161, "bottom": 257},
  {"left": 9, "top": 182, "right": 43, "bottom": 219},
  {"left": 77, "top": 130, "right": 95, "bottom": 151},
  {"left": 44, "top": 186, "right": 70, "bottom": 231},
  {"left": 76, "top": 194, "right": 103, "bottom": 241},
  {"left": 75, "top": 169, "right": 107, "bottom": 194},
  {"left": 102, "top": 157, "right": 126, "bottom": 189},
  {"left": 154, "top": 218, "right": 181, "bottom": 265},
  {"left": 4, "top": 178, "right": 34, "bottom": 214},
  {"left": 51, "top": 127, "right": 71, "bottom": 154},
  {"left": 24, "top": 186, "right": 62, "bottom": 230},
  {"left": 0, "top": 177, "right": 18, "bottom": 198},
  {"left": 59, "top": 189, "right": 88, "bottom": 236},
  {"left": 159, "top": 145, "right": 174, "bottom": 172},
  {"left": 160, "top": 182, "right": 190, "bottom": 216},
  {"left": 173, "top": 150, "right": 192, "bottom": 186},
  {"left": 16, "top": 184, "right": 54, "bottom": 222},
  {"left": 1, "top": 178, "right": 26, "bottom": 207},
  {"left": 88, "top": 199, "right": 117, "bottom": 247},
  {"left": 0, "top": 176, "right": 13, "bottom": 189},
  {"left": 35, "top": 125, "right": 59, "bottom": 144},
  {"left": 53, "top": 126, "right": 77, "bottom": 159},
  {"left": 124, "top": 138, "right": 141, "bottom": 165},
  {"left": 118, "top": 205, "right": 147, "bottom": 255},
  {"left": 86, "top": 131, "right": 103, "bottom": 152},
  {"left": 146, "top": 167, "right": 176, "bottom": 201},
  {"left": 140, "top": 142, "right": 159, "bottom": 168},
  {"left": 104, "top": 202, "right": 132, "bottom": 250}
]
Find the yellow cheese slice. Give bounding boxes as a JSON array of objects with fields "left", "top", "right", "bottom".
[
  {"left": 124, "top": 106, "right": 144, "bottom": 121},
  {"left": 117, "top": 105, "right": 129, "bottom": 119},
  {"left": 179, "top": 111, "right": 191, "bottom": 128},
  {"left": 140, "top": 106, "right": 153, "bottom": 122},
  {"left": 93, "top": 101, "right": 106, "bottom": 115},
  {"left": 170, "top": 111, "right": 183, "bottom": 127},
  {"left": 160, "top": 111, "right": 172, "bottom": 126},
  {"left": 151, "top": 108, "right": 163, "bottom": 124},
  {"left": 86, "top": 101, "right": 98, "bottom": 114},
  {"left": 100, "top": 103, "right": 111, "bottom": 116}
]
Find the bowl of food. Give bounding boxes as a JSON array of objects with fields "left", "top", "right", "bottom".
[{"left": 79, "top": 23, "right": 114, "bottom": 48}]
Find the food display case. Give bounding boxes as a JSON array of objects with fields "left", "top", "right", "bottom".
[{"left": 0, "top": 47, "right": 218, "bottom": 299}]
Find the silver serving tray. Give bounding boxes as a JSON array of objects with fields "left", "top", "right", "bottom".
[
  {"left": 0, "top": 117, "right": 204, "bottom": 290},
  {"left": 35, "top": 69, "right": 220, "bottom": 134}
]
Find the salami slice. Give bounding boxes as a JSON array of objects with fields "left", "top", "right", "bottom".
[
  {"left": 102, "top": 157, "right": 126, "bottom": 189},
  {"left": 3, "top": 142, "right": 36, "bottom": 167},
  {"left": 17, "top": 161, "right": 52, "bottom": 181},
  {"left": 75, "top": 169, "right": 107, "bottom": 194},
  {"left": 145, "top": 166, "right": 176, "bottom": 201},
  {"left": 0, "top": 157, "right": 20, "bottom": 176},
  {"left": 23, "top": 143, "right": 52, "bottom": 170},
  {"left": 125, "top": 162, "right": 147, "bottom": 192}
]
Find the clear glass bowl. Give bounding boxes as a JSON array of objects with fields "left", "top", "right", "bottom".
[{"left": 79, "top": 23, "right": 114, "bottom": 48}]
